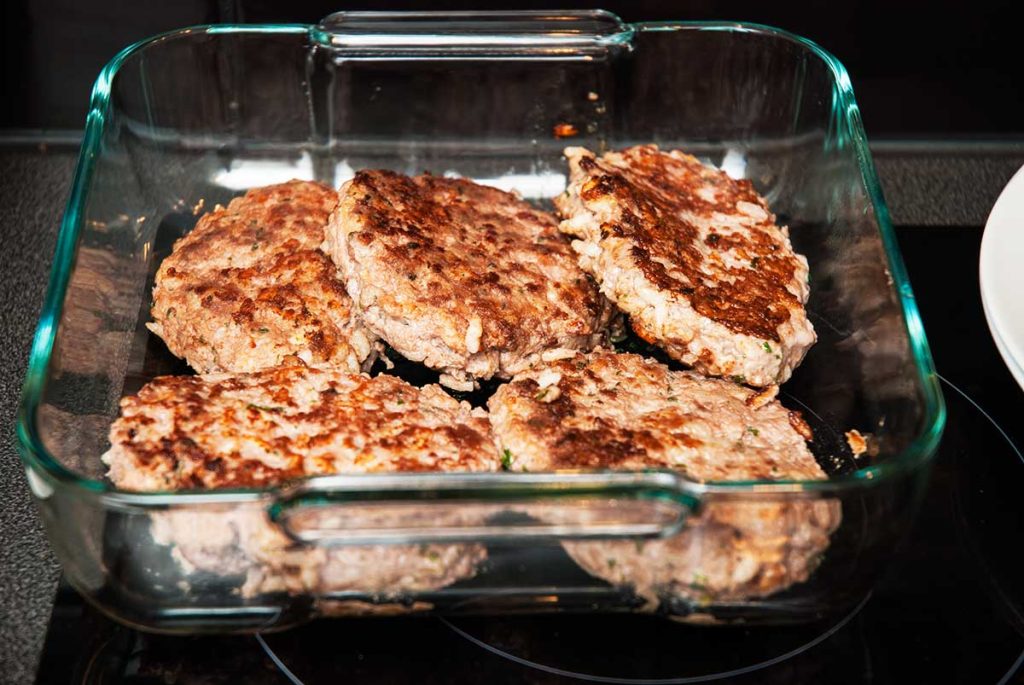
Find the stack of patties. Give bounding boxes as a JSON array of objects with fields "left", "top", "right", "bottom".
[
  {"left": 479, "top": 143, "right": 832, "bottom": 607},
  {"left": 115, "top": 180, "right": 504, "bottom": 604},
  {"left": 108, "top": 143, "right": 838, "bottom": 612},
  {"left": 110, "top": 174, "right": 616, "bottom": 605}
]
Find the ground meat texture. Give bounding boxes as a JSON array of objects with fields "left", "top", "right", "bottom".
[
  {"left": 148, "top": 180, "right": 377, "bottom": 374},
  {"left": 325, "top": 171, "right": 615, "bottom": 390},
  {"left": 103, "top": 365, "right": 499, "bottom": 602},
  {"left": 487, "top": 349, "right": 841, "bottom": 606},
  {"left": 555, "top": 146, "right": 816, "bottom": 387},
  {"left": 565, "top": 498, "right": 839, "bottom": 608},
  {"left": 148, "top": 506, "right": 488, "bottom": 607}
]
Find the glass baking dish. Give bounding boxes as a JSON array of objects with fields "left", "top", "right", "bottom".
[{"left": 16, "top": 10, "right": 944, "bottom": 631}]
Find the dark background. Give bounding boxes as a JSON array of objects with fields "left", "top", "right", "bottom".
[{"left": 1, "top": 0, "right": 1019, "bottom": 138}]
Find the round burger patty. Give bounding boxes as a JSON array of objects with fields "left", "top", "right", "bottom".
[
  {"left": 104, "top": 365, "right": 499, "bottom": 489},
  {"left": 325, "top": 170, "right": 615, "bottom": 391},
  {"left": 103, "top": 365, "right": 498, "bottom": 599},
  {"left": 148, "top": 180, "right": 376, "bottom": 375},
  {"left": 555, "top": 145, "right": 816, "bottom": 387},
  {"left": 487, "top": 349, "right": 840, "bottom": 605}
]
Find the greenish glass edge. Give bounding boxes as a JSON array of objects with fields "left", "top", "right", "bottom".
[
  {"left": 15, "top": 32, "right": 131, "bottom": 496},
  {"left": 14, "top": 24, "right": 309, "bottom": 499},
  {"left": 15, "top": 21, "right": 946, "bottom": 505}
]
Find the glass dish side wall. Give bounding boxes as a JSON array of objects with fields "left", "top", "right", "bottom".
[
  {"left": 19, "top": 19, "right": 942, "bottom": 631},
  {"left": 620, "top": 25, "right": 932, "bottom": 467},
  {"left": 31, "top": 28, "right": 318, "bottom": 482},
  {"left": 28, "top": 479, "right": 924, "bottom": 630}
]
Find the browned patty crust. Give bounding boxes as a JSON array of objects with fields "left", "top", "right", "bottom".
[
  {"left": 487, "top": 349, "right": 840, "bottom": 606},
  {"left": 555, "top": 145, "right": 815, "bottom": 387},
  {"left": 488, "top": 350, "right": 818, "bottom": 479},
  {"left": 103, "top": 366, "right": 498, "bottom": 601},
  {"left": 148, "top": 180, "right": 376, "bottom": 374},
  {"left": 103, "top": 365, "right": 499, "bottom": 491},
  {"left": 326, "top": 171, "right": 614, "bottom": 390}
]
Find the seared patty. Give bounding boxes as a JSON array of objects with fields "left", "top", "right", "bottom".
[
  {"left": 488, "top": 349, "right": 819, "bottom": 477},
  {"left": 148, "top": 181, "right": 376, "bottom": 374},
  {"left": 487, "top": 349, "right": 840, "bottom": 605},
  {"left": 103, "top": 366, "right": 498, "bottom": 600},
  {"left": 555, "top": 146, "right": 816, "bottom": 387},
  {"left": 325, "top": 171, "right": 614, "bottom": 391},
  {"left": 104, "top": 365, "right": 498, "bottom": 489}
]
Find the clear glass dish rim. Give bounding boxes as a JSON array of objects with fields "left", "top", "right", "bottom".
[{"left": 14, "top": 18, "right": 946, "bottom": 504}]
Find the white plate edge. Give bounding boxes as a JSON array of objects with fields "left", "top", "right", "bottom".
[{"left": 979, "top": 163, "right": 1024, "bottom": 388}]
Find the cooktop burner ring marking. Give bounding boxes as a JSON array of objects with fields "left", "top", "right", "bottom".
[
  {"left": 437, "top": 593, "right": 871, "bottom": 685},
  {"left": 80, "top": 635, "right": 117, "bottom": 685},
  {"left": 937, "top": 373, "right": 1023, "bottom": 465},
  {"left": 997, "top": 649, "right": 1024, "bottom": 685},
  {"left": 937, "top": 372, "right": 1024, "bottom": 685},
  {"left": 256, "top": 633, "right": 304, "bottom": 685},
  {"left": 998, "top": 649, "right": 1024, "bottom": 685}
]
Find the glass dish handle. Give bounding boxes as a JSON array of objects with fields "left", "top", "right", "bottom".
[
  {"left": 311, "top": 10, "right": 633, "bottom": 58},
  {"left": 268, "top": 471, "right": 697, "bottom": 546}
]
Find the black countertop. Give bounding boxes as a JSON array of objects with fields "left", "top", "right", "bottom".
[
  {"left": 2, "top": 140, "right": 1023, "bottom": 684},
  {"left": 0, "top": 147, "right": 75, "bottom": 685}
]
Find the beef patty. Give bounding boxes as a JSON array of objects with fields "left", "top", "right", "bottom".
[
  {"left": 555, "top": 145, "right": 815, "bottom": 387},
  {"left": 148, "top": 180, "right": 376, "bottom": 374},
  {"left": 325, "top": 171, "right": 614, "bottom": 390},
  {"left": 487, "top": 349, "right": 840, "bottom": 606},
  {"left": 103, "top": 365, "right": 499, "bottom": 602}
]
